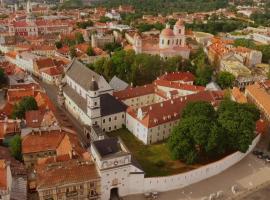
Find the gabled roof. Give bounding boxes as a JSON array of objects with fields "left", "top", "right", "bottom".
[
  {"left": 65, "top": 59, "right": 100, "bottom": 91},
  {"left": 109, "top": 76, "right": 129, "bottom": 91},
  {"left": 127, "top": 91, "right": 224, "bottom": 128}
]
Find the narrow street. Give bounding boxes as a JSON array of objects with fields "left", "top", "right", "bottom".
[{"left": 36, "top": 79, "right": 88, "bottom": 147}]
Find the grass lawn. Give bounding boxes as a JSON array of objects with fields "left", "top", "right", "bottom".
[{"left": 108, "top": 128, "right": 202, "bottom": 177}]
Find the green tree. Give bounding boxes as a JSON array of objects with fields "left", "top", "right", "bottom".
[
  {"left": 99, "top": 16, "right": 112, "bottom": 23},
  {"left": 216, "top": 71, "right": 235, "bottom": 89},
  {"left": 11, "top": 97, "right": 38, "bottom": 119},
  {"left": 87, "top": 46, "right": 95, "bottom": 56},
  {"left": 76, "top": 20, "right": 93, "bottom": 29},
  {"left": 182, "top": 101, "right": 216, "bottom": 120},
  {"left": 217, "top": 100, "right": 257, "bottom": 152},
  {"left": 75, "top": 32, "right": 85, "bottom": 44},
  {"left": 0, "top": 68, "right": 7, "bottom": 86},
  {"left": 55, "top": 41, "right": 63, "bottom": 49},
  {"left": 9, "top": 135, "right": 22, "bottom": 160},
  {"left": 104, "top": 42, "right": 122, "bottom": 53},
  {"left": 69, "top": 47, "right": 77, "bottom": 58}
]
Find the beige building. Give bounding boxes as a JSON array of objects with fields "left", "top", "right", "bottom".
[
  {"left": 36, "top": 158, "right": 101, "bottom": 200},
  {"left": 245, "top": 81, "right": 270, "bottom": 121}
]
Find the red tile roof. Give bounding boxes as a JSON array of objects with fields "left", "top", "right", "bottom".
[
  {"left": 113, "top": 84, "right": 155, "bottom": 100},
  {"left": 158, "top": 71, "right": 195, "bottom": 82},
  {"left": 36, "top": 159, "right": 99, "bottom": 189},
  {"left": 127, "top": 91, "right": 223, "bottom": 128},
  {"left": 22, "top": 130, "right": 66, "bottom": 154},
  {"left": 7, "top": 88, "right": 35, "bottom": 103},
  {"left": 0, "top": 160, "right": 7, "bottom": 190},
  {"left": 155, "top": 79, "right": 205, "bottom": 92}
]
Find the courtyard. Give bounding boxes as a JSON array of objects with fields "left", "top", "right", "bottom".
[{"left": 108, "top": 128, "right": 202, "bottom": 177}]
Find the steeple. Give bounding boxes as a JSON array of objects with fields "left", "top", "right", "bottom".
[{"left": 26, "top": 0, "right": 32, "bottom": 14}]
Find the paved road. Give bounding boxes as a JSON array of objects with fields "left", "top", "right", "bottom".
[
  {"left": 125, "top": 129, "right": 270, "bottom": 200},
  {"left": 239, "top": 183, "right": 270, "bottom": 200},
  {"left": 36, "top": 80, "right": 88, "bottom": 147}
]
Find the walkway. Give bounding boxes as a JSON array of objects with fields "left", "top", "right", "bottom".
[
  {"left": 36, "top": 79, "right": 88, "bottom": 147},
  {"left": 124, "top": 131, "right": 270, "bottom": 200}
]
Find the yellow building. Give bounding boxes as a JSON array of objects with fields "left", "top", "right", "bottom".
[{"left": 220, "top": 60, "right": 251, "bottom": 78}]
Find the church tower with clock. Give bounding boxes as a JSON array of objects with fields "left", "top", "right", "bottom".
[{"left": 91, "top": 137, "right": 144, "bottom": 200}]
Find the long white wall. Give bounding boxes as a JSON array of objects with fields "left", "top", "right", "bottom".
[
  {"left": 143, "top": 134, "right": 260, "bottom": 193},
  {"left": 125, "top": 134, "right": 260, "bottom": 196}
]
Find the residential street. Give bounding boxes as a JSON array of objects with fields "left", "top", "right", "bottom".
[{"left": 36, "top": 79, "right": 88, "bottom": 147}]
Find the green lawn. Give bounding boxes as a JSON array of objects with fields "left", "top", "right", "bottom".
[{"left": 108, "top": 128, "right": 201, "bottom": 177}]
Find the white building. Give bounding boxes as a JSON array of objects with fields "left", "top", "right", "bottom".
[
  {"left": 91, "top": 137, "right": 144, "bottom": 200},
  {"left": 133, "top": 19, "right": 190, "bottom": 59},
  {"left": 62, "top": 59, "right": 127, "bottom": 132},
  {"left": 105, "top": 10, "right": 121, "bottom": 21},
  {"left": 252, "top": 33, "right": 270, "bottom": 45},
  {"left": 0, "top": 160, "right": 12, "bottom": 200}
]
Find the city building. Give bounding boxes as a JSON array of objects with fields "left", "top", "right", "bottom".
[
  {"left": 132, "top": 19, "right": 190, "bottom": 59},
  {"left": 0, "top": 160, "right": 12, "bottom": 200},
  {"left": 62, "top": 59, "right": 127, "bottom": 132},
  {"left": 245, "top": 81, "right": 270, "bottom": 121},
  {"left": 35, "top": 158, "right": 101, "bottom": 200},
  {"left": 90, "top": 137, "right": 144, "bottom": 200}
]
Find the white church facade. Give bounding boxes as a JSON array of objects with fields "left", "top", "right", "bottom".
[{"left": 133, "top": 19, "right": 190, "bottom": 59}]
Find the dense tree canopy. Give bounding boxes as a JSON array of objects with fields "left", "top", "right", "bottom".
[
  {"left": 9, "top": 135, "right": 22, "bottom": 161},
  {"left": 92, "top": 50, "right": 193, "bottom": 85},
  {"left": 216, "top": 71, "right": 235, "bottom": 89},
  {"left": 192, "top": 48, "right": 213, "bottom": 86},
  {"left": 94, "top": 0, "right": 228, "bottom": 15},
  {"left": 234, "top": 39, "right": 270, "bottom": 63},
  {"left": 186, "top": 19, "right": 248, "bottom": 35},
  {"left": 168, "top": 99, "right": 260, "bottom": 164},
  {"left": 0, "top": 68, "right": 7, "bottom": 87},
  {"left": 11, "top": 97, "right": 38, "bottom": 119},
  {"left": 136, "top": 22, "right": 165, "bottom": 32},
  {"left": 76, "top": 20, "right": 94, "bottom": 29}
]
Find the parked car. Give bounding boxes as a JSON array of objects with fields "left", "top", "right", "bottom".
[{"left": 253, "top": 150, "right": 263, "bottom": 156}]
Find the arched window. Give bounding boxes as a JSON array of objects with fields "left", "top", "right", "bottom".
[
  {"left": 179, "top": 29, "right": 181, "bottom": 34},
  {"left": 176, "top": 39, "right": 178, "bottom": 45},
  {"left": 167, "top": 40, "right": 170, "bottom": 45},
  {"left": 162, "top": 39, "right": 164, "bottom": 44}
]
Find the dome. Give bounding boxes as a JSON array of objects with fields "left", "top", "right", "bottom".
[
  {"left": 160, "top": 28, "right": 174, "bottom": 37},
  {"left": 175, "top": 19, "right": 184, "bottom": 26},
  {"left": 89, "top": 77, "right": 99, "bottom": 91}
]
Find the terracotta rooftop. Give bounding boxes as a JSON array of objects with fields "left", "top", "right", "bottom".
[
  {"left": 0, "top": 146, "right": 26, "bottom": 176},
  {"left": 127, "top": 91, "right": 224, "bottom": 128},
  {"left": 231, "top": 87, "right": 247, "bottom": 103},
  {"left": 0, "top": 120, "right": 20, "bottom": 140},
  {"left": 246, "top": 83, "right": 270, "bottom": 118},
  {"left": 7, "top": 88, "right": 35, "bottom": 103},
  {"left": 158, "top": 71, "right": 195, "bottom": 82},
  {"left": 36, "top": 159, "right": 99, "bottom": 189},
  {"left": 113, "top": 84, "right": 155, "bottom": 100},
  {"left": 155, "top": 79, "right": 205, "bottom": 92},
  {"left": 0, "top": 159, "right": 7, "bottom": 190},
  {"left": 22, "top": 130, "right": 66, "bottom": 154}
]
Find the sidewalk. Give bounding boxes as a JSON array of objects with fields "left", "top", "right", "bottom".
[{"left": 124, "top": 154, "right": 270, "bottom": 200}]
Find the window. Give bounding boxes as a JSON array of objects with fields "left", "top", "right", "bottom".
[
  {"left": 103, "top": 119, "right": 105, "bottom": 123},
  {"left": 109, "top": 117, "right": 111, "bottom": 122},
  {"left": 162, "top": 39, "right": 164, "bottom": 44},
  {"left": 114, "top": 116, "right": 117, "bottom": 120},
  {"left": 122, "top": 114, "right": 124, "bottom": 119},
  {"left": 167, "top": 40, "right": 170, "bottom": 45}
]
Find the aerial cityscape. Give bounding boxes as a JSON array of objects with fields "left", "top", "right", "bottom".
[{"left": 0, "top": 0, "right": 269, "bottom": 199}]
